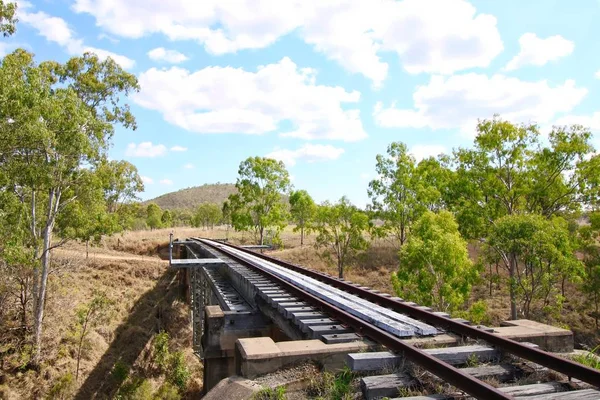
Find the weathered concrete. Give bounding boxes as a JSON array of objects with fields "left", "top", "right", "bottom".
[
  {"left": 360, "top": 373, "right": 417, "bottom": 400},
  {"left": 347, "top": 345, "right": 500, "bottom": 372},
  {"left": 322, "top": 333, "right": 362, "bottom": 344},
  {"left": 495, "top": 319, "right": 573, "bottom": 352},
  {"left": 202, "top": 376, "right": 261, "bottom": 400},
  {"left": 202, "top": 306, "right": 270, "bottom": 392},
  {"left": 236, "top": 337, "right": 372, "bottom": 379}
]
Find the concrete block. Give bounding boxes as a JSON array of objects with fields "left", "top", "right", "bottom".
[
  {"left": 297, "top": 318, "right": 336, "bottom": 333},
  {"left": 308, "top": 324, "right": 352, "bottom": 339},
  {"left": 494, "top": 319, "right": 573, "bottom": 352},
  {"left": 202, "top": 376, "right": 261, "bottom": 400},
  {"left": 290, "top": 311, "right": 327, "bottom": 323},
  {"left": 322, "top": 333, "right": 361, "bottom": 344},
  {"left": 360, "top": 373, "right": 416, "bottom": 400}
]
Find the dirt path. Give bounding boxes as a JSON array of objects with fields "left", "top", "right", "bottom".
[{"left": 54, "top": 248, "right": 167, "bottom": 263}]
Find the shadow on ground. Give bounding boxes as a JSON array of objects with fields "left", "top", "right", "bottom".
[{"left": 75, "top": 265, "right": 179, "bottom": 400}]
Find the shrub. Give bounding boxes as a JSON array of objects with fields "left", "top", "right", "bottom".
[
  {"left": 111, "top": 360, "right": 130, "bottom": 385},
  {"left": 47, "top": 372, "right": 75, "bottom": 400},
  {"left": 167, "top": 351, "right": 190, "bottom": 392},
  {"left": 153, "top": 331, "right": 170, "bottom": 372},
  {"left": 153, "top": 382, "right": 181, "bottom": 400}
]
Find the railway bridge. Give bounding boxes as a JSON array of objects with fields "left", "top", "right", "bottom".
[{"left": 170, "top": 237, "right": 600, "bottom": 399}]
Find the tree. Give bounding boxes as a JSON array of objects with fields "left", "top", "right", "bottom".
[
  {"left": 0, "top": 49, "right": 140, "bottom": 364},
  {"left": 368, "top": 142, "right": 428, "bottom": 247},
  {"left": 71, "top": 292, "right": 113, "bottom": 380},
  {"left": 228, "top": 157, "right": 291, "bottom": 245},
  {"left": 192, "top": 203, "right": 222, "bottom": 229},
  {"left": 486, "top": 214, "right": 583, "bottom": 319},
  {"left": 289, "top": 190, "right": 316, "bottom": 246},
  {"left": 0, "top": 0, "right": 17, "bottom": 37},
  {"left": 312, "top": 197, "right": 370, "bottom": 279},
  {"left": 392, "top": 211, "right": 479, "bottom": 312},
  {"left": 161, "top": 210, "right": 173, "bottom": 228},
  {"left": 146, "top": 204, "right": 163, "bottom": 231}
]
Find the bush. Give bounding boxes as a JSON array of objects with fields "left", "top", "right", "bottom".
[
  {"left": 111, "top": 360, "right": 130, "bottom": 385},
  {"left": 306, "top": 367, "right": 355, "bottom": 399},
  {"left": 167, "top": 351, "right": 190, "bottom": 392},
  {"left": 153, "top": 331, "right": 170, "bottom": 372},
  {"left": 153, "top": 382, "right": 181, "bottom": 400},
  {"left": 116, "top": 377, "right": 153, "bottom": 400},
  {"left": 47, "top": 372, "right": 75, "bottom": 400}
]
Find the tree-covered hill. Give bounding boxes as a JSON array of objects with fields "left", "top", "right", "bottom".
[{"left": 145, "top": 183, "right": 237, "bottom": 210}]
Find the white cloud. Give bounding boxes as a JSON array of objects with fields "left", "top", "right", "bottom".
[
  {"left": 505, "top": 33, "right": 574, "bottom": 71},
  {"left": 183, "top": 163, "right": 195, "bottom": 169},
  {"left": 266, "top": 144, "right": 345, "bottom": 167},
  {"left": 125, "top": 142, "right": 168, "bottom": 157},
  {"left": 374, "top": 73, "right": 587, "bottom": 135},
  {"left": 160, "top": 179, "right": 173, "bottom": 185},
  {"left": 72, "top": 0, "right": 502, "bottom": 85},
  {"left": 147, "top": 47, "right": 189, "bottom": 63},
  {"left": 554, "top": 113, "right": 600, "bottom": 131},
  {"left": 141, "top": 176, "right": 154, "bottom": 184},
  {"left": 134, "top": 57, "right": 366, "bottom": 141},
  {"left": 170, "top": 145, "right": 188, "bottom": 152},
  {"left": 17, "top": 4, "right": 134, "bottom": 68},
  {"left": 410, "top": 144, "right": 447, "bottom": 161}
]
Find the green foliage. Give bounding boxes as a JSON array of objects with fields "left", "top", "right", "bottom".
[
  {"left": 153, "top": 382, "right": 181, "bottom": 400},
  {"left": 161, "top": 210, "right": 173, "bottom": 227},
  {"left": 572, "top": 346, "right": 600, "bottom": 370},
  {"left": 486, "top": 214, "right": 583, "bottom": 319},
  {"left": 229, "top": 157, "right": 291, "bottom": 245},
  {"left": 393, "top": 211, "right": 478, "bottom": 312},
  {"left": 153, "top": 331, "right": 170, "bottom": 372},
  {"left": 167, "top": 351, "right": 190, "bottom": 392},
  {"left": 289, "top": 189, "right": 316, "bottom": 245},
  {"left": 313, "top": 197, "right": 370, "bottom": 279},
  {"left": 252, "top": 386, "right": 287, "bottom": 400},
  {"left": 468, "top": 300, "right": 490, "bottom": 326},
  {"left": 111, "top": 360, "right": 130, "bottom": 385},
  {"left": 115, "top": 377, "right": 153, "bottom": 400},
  {"left": 192, "top": 203, "right": 222, "bottom": 229},
  {"left": 0, "top": 0, "right": 17, "bottom": 36},
  {"left": 146, "top": 203, "right": 163, "bottom": 230},
  {"left": 305, "top": 367, "right": 355, "bottom": 400},
  {"left": 368, "top": 142, "right": 422, "bottom": 246},
  {"left": 47, "top": 372, "right": 75, "bottom": 400},
  {"left": 0, "top": 49, "right": 141, "bottom": 363}
]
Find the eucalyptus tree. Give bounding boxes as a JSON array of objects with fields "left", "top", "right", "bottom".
[
  {"left": 312, "top": 197, "right": 370, "bottom": 279},
  {"left": 0, "top": 0, "right": 17, "bottom": 36},
  {"left": 289, "top": 189, "right": 316, "bottom": 246},
  {"left": 228, "top": 157, "right": 291, "bottom": 245},
  {"left": 393, "top": 211, "right": 478, "bottom": 312},
  {"left": 0, "top": 49, "right": 140, "bottom": 364}
]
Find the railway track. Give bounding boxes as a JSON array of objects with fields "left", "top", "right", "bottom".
[{"left": 191, "top": 238, "right": 600, "bottom": 399}]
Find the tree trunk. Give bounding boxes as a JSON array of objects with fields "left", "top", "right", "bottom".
[
  {"left": 338, "top": 258, "right": 344, "bottom": 279},
  {"left": 301, "top": 226, "right": 304, "bottom": 246},
  {"left": 33, "top": 189, "right": 58, "bottom": 366},
  {"left": 86, "top": 240, "right": 89, "bottom": 260},
  {"left": 259, "top": 226, "right": 264, "bottom": 246},
  {"left": 509, "top": 253, "right": 518, "bottom": 320}
]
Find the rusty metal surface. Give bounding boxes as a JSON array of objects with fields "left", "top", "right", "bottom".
[{"left": 206, "top": 238, "right": 600, "bottom": 390}]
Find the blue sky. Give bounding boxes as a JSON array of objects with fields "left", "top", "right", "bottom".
[{"left": 3, "top": 0, "right": 600, "bottom": 207}]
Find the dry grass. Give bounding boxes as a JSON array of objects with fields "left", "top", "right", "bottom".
[{"left": 1, "top": 236, "right": 201, "bottom": 400}]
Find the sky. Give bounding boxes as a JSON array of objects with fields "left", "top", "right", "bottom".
[{"left": 3, "top": 0, "right": 600, "bottom": 207}]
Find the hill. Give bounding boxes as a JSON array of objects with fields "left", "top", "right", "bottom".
[{"left": 145, "top": 183, "right": 237, "bottom": 210}]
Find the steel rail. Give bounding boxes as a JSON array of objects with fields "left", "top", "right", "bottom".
[
  {"left": 206, "top": 238, "right": 600, "bottom": 389},
  {"left": 196, "top": 238, "right": 512, "bottom": 400}
]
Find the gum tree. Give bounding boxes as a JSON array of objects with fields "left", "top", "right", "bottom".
[
  {"left": 228, "top": 157, "right": 291, "bottom": 245},
  {"left": 289, "top": 189, "right": 316, "bottom": 246},
  {"left": 0, "top": 49, "right": 140, "bottom": 364}
]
